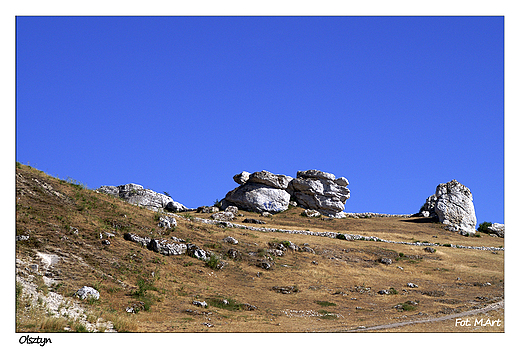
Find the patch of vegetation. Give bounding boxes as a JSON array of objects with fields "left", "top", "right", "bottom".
[
  {"left": 315, "top": 300, "right": 337, "bottom": 307},
  {"left": 205, "top": 254, "right": 222, "bottom": 270},
  {"left": 336, "top": 233, "right": 347, "bottom": 240},
  {"left": 478, "top": 222, "right": 492, "bottom": 233},
  {"left": 207, "top": 298, "right": 242, "bottom": 311},
  {"left": 131, "top": 278, "right": 158, "bottom": 312}
]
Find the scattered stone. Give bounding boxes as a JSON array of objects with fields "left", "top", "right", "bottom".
[
  {"left": 424, "top": 247, "right": 436, "bottom": 253},
  {"left": 126, "top": 301, "right": 145, "bottom": 313},
  {"left": 227, "top": 249, "right": 240, "bottom": 260},
  {"left": 257, "top": 260, "right": 272, "bottom": 270},
  {"left": 407, "top": 283, "right": 418, "bottom": 288},
  {"left": 272, "top": 286, "right": 299, "bottom": 294},
  {"left": 101, "top": 239, "right": 111, "bottom": 245},
  {"left": 378, "top": 289, "right": 390, "bottom": 295},
  {"left": 242, "top": 303, "right": 258, "bottom": 311},
  {"left": 75, "top": 286, "right": 100, "bottom": 300},
  {"left": 70, "top": 227, "right": 79, "bottom": 235},
  {"left": 299, "top": 246, "right": 315, "bottom": 254},
  {"left": 261, "top": 212, "right": 273, "bottom": 218},
  {"left": 210, "top": 211, "right": 235, "bottom": 221},
  {"left": 302, "top": 209, "right": 321, "bottom": 218},
  {"left": 243, "top": 218, "right": 266, "bottom": 224},
  {"left": 223, "top": 236, "right": 239, "bottom": 245},
  {"left": 158, "top": 216, "right": 177, "bottom": 229},
  {"left": 202, "top": 322, "right": 213, "bottom": 327},
  {"left": 16, "top": 235, "right": 30, "bottom": 241},
  {"left": 196, "top": 206, "right": 220, "bottom": 213},
  {"left": 311, "top": 261, "right": 318, "bottom": 265},
  {"left": 187, "top": 244, "right": 209, "bottom": 261},
  {"left": 225, "top": 206, "right": 239, "bottom": 215},
  {"left": 192, "top": 300, "right": 207, "bottom": 308},
  {"left": 379, "top": 257, "right": 393, "bottom": 265}
]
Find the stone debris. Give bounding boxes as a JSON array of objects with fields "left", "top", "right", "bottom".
[
  {"left": 192, "top": 300, "right": 208, "bottom": 308},
  {"left": 74, "top": 286, "right": 100, "bottom": 300}
]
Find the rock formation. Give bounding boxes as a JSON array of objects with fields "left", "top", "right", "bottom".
[
  {"left": 288, "top": 170, "right": 350, "bottom": 218},
  {"left": 487, "top": 223, "right": 505, "bottom": 238},
  {"left": 97, "top": 183, "right": 188, "bottom": 212},
  {"left": 419, "top": 180, "right": 477, "bottom": 235},
  {"left": 222, "top": 169, "right": 350, "bottom": 217}
]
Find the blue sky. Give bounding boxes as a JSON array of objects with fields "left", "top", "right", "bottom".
[{"left": 16, "top": 16, "right": 504, "bottom": 223}]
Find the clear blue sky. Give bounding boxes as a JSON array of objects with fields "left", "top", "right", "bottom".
[{"left": 16, "top": 16, "right": 504, "bottom": 223}]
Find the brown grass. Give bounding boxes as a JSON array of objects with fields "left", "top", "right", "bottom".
[{"left": 15, "top": 164, "right": 504, "bottom": 332}]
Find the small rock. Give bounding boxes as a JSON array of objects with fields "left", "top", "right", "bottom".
[
  {"left": 243, "top": 218, "right": 266, "bottom": 224},
  {"left": 101, "top": 239, "right": 111, "bottom": 245},
  {"left": 211, "top": 211, "right": 235, "bottom": 221},
  {"left": 223, "top": 236, "right": 239, "bottom": 245},
  {"left": 227, "top": 248, "right": 240, "bottom": 259},
  {"left": 379, "top": 257, "right": 393, "bottom": 265},
  {"left": 225, "top": 206, "right": 239, "bottom": 214},
  {"left": 202, "top": 322, "right": 213, "bottom": 328},
  {"left": 75, "top": 286, "right": 100, "bottom": 300},
  {"left": 312, "top": 261, "right": 318, "bottom": 265},
  {"left": 424, "top": 247, "right": 436, "bottom": 253},
  {"left": 261, "top": 212, "right": 273, "bottom": 218},
  {"left": 407, "top": 283, "right": 418, "bottom": 288},
  {"left": 257, "top": 260, "right": 272, "bottom": 270},
  {"left": 193, "top": 300, "right": 207, "bottom": 308},
  {"left": 242, "top": 303, "right": 257, "bottom": 311},
  {"left": 302, "top": 209, "right": 321, "bottom": 218},
  {"left": 378, "top": 289, "right": 390, "bottom": 295}
]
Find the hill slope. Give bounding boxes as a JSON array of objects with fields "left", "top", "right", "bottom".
[{"left": 15, "top": 164, "right": 504, "bottom": 332}]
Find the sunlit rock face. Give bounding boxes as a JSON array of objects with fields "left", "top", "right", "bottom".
[
  {"left": 419, "top": 179, "right": 477, "bottom": 235},
  {"left": 222, "top": 169, "right": 350, "bottom": 218}
]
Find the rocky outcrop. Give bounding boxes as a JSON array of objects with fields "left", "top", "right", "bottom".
[
  {"left": 97, "top": 183, "right": 188, "bottom": 212},
  {"left": 419, "top": 180, "right": 477, "bottom": 235},
  {"left": 487, "top": 223, "right": 505, "bottom": 238},
  {"left": 222, "top": 180, "right": 291, "bottom": 213},
  {"left": 289, "top": 170, "right": 350, "bottom": 218},
  {"left": 222, "top": 169, "right": 350, "bottom": 217}
]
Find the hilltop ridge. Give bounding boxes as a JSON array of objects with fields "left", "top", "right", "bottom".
[{"left": 15, "top": 164, "right": 504, "bottom": 332}]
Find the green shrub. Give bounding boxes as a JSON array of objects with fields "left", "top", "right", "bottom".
[
  {"left": 205, "top": 255, "right": 221, "bottom": 270},
  {"left": 478, "top": 222, "right": 493, "bottom": 233},
  {"left": 315, "top": 300, "right": 336, "bottom": 307},
  {"left": 337, "top": 234, "right": 347, "bottom": 240}
]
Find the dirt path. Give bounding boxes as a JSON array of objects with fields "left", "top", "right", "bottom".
[{"left": 333, "top": 300, "right": 504, "bottom": 332}]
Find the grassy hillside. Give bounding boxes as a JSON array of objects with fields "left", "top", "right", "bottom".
[{"left": 15, "top": 164, "right": 504, "bottom": 332}]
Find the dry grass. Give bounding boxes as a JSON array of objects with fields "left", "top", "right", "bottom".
[{"left": 15, "top": 164, "right": 504, "bottom": 332}]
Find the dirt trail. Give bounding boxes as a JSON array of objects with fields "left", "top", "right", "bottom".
[{"left": 333, "top": 300, "right": 504, "bottom": 332}]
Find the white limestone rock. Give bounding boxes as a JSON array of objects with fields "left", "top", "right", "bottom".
[
  {"left": 289, "top": 170, "right": 350, "bottom": 218},
  {"left": 233, "top": 171, "right": 251, "bottom": 185},
  {"left": 488, "top": 223, "right": 505, "bottom": 238},
  {"left": 97, "top": 183, "right": 188, "bottom": 212},
  {"left": 420, "top": 180, "right": 477, "bottom": 235},
  {"left": 222, "top": 182, "right": 291, "bottom": 213}
]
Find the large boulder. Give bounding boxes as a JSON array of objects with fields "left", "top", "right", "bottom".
[
  {"left": 288, "top": 170, "right": 350, "bottom": 218},
  {"left": 222, "top": 169, "right": 349, "bottom": 217},
  {"left": 222, "top": 182, "right": 291, "bottom": 213},
  {"left": 98, "top": 183, "right": 188, "bottom": 212},
  {"left": 419, "top": 180, "right": 477, "bottom": 234},
  {"left": 247, "top": 170, "right": 293, "bottom": 190}
]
